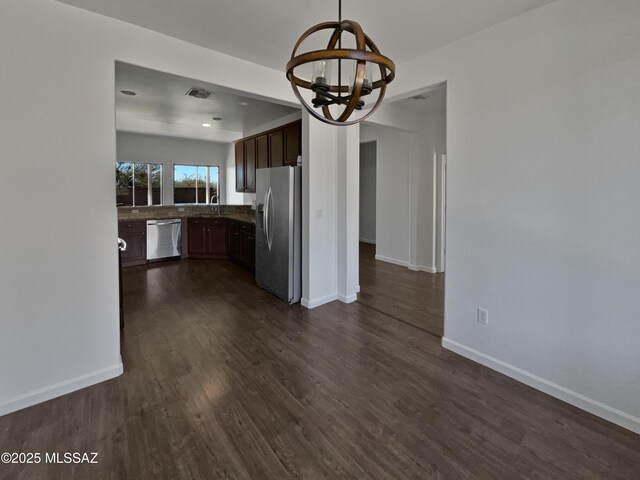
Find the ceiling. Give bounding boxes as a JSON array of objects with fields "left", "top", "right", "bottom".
[
  {"left": 391, "top": 84, "right": 446, "bottom": 116},
  {"left": 115, "top": 62, "right": 298, "bottom": 142},
  {"left": 58, "top": 0, "right": 555, "bottom": 71}
]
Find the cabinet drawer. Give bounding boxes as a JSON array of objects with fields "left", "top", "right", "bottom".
[
  {"left": 188, "top": 217, "right": 227, "bottom": 227},
  {"left": 229, "top": 220, "right": 254, "bottom": 232},
  {"left": 118, "top": 220, "right": 146, "bottom": 234}
]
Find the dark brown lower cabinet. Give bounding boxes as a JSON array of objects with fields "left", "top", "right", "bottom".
[
  {"left": 187, "top": 217, "right": 228, "bottom": 258},
  {"left": 119, "top": 217, "right": 254, "bottom": 271},
  {"left": 118, "top": 220, "right": 147, "bottom": 267},
  {"left": 228, "top": 220, "right": 255, "bottom": 271}
]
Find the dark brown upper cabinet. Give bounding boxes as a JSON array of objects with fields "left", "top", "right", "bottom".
[
  {"left": 283, "top": 123, "right": 301, "bottom": 165},
  {"left": 244, "top": 138, "right": 256, "bottom": 193},
  {"left": 235, "top": 121, "right": 302, "bottom": 189},
  {"left": 234, "top": 138, "right": 256, "bottom": 194},
  {"left": 268, "top": 130, "right": 284, "bottom": 168},
  {"left": 235, "top": 141, "right": 245, "bottom": 192},
  {"left": 256, "top": 135, "right": 269, "bottom": 169}
]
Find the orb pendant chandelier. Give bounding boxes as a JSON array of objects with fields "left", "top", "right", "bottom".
[{"left": 286, "top": 0, "right": 395, "bottom": 126}]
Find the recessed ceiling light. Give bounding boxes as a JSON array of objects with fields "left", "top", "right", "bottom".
[
  {"left": 120, "top": 90, "right": 137, "bottom": 96},
  {"left": 239, "top": 101, "right": 250, "bottom": 106},
  {"left": 202, "top": 123, "right": 212, "bottom": 127},
  {"left": 411, "top": 94, "right": 429, "bottom": 100},
  {"left": 211, "top": 117, "right": 222, "bottom": 121}
]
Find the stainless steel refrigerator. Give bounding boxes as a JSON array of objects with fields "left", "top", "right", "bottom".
[{"left": 256, "top": 165, "right": 301, "bottom": 304}]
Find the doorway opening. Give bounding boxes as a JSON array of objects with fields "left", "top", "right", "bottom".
[{"left": 357, "top": 84, "right": 446, "bottom": 338}]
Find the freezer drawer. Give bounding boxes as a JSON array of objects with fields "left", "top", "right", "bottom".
[{"left": 146, "top": 219, "right": 182, "bottom": 260}]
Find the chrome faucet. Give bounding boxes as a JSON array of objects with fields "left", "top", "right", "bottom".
[{"left": 211, "top": 196, "right": 220, "bottom": 215}]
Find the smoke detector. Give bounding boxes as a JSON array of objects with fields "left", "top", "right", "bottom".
[{"left": 185, "top": 88, "right": 213, "bottom": 99}]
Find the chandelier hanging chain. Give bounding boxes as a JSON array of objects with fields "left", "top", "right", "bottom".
[{"left": 337, "top": 0, "right": 342, "bottom": 103}]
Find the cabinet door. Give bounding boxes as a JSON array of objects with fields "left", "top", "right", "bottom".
[
  {"left": 235, "top": 141, "right": 245, "bottom": 192},
  {"left": 256, "top": 134, "right": 269, "bottom": 169},
  {"left": 239, "top": 231, "right": 253, "bottom": 266},
  {"left": 118, "top": 221, "right": 147, "bottom": 267},
  {"left": 268, "top": 130, "right": 284, "bottom": 168},
  {"left": 120, "top": 231, "right": 146, "bottom": 266},
  {"left": 228, "top": 227, "right": 241, "bottom": 259},
  {"left": 188, "top": 226, "right": 207, "bottom": 255},
  {"left": 208, "top": 225, "right": 228, "bottom": 256},
  {"left": 244, "top": 138, "right": 256, "bottom": 193},
  {"left": 283, "top": 122, "right": 301, "bottom": 165},
  {"left": 248, "top": 234, "right": 256, "bottom": 270}
]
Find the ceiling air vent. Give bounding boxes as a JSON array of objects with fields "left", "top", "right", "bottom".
[{"left": 185, "top": 88, "right": 213, "bottom": 99}]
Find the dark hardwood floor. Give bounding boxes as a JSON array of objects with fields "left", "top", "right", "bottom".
[
  {"left": 1, "top": 259, "right": 638, "bottom": 479},
  {"left": 358, "top": 242, "right": 445, "bottom": 337}
]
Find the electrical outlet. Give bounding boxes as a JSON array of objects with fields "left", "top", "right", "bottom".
[
  {"left": 477, "top": 308, "right": 489, "bottom": 325},
  {"left": 132, "top": 209, "right": 139, "bottom": 214},
  {"left": 315, "top": 209, "right": 323, "bottom": 218},
  {"left": 178, "top": 207, "right": 185, "bottom": 212}
]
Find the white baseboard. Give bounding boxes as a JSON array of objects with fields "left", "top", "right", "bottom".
[
  {"left": 337, "top": 293, "right": 357, "bottom": 303},
  {"left": 442, "top": 338, "right": 640, "bottom": 435},
  {"left": 0, "top": 359, "right": 124, "bottom": 417},
  {"left": 375, "top": 255, "right": 408, "bottom": 267},
  {"left": 359, "top": 238, "right": 376, "bottom": 245},
  {"left": 376, "top": 255, "right": 437, "bottom": 273},
  {"left": 408, "top": 264, "right": 437, "bottom": 273},
  {"left": 301, "top": 294, "right": 338, "bottom": 309}
]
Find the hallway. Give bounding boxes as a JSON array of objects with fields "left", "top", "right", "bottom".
[{"left": 358, "top": 242, "right": 445, "bottom": 337}]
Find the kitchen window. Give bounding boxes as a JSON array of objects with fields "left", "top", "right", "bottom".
[
  {"left": 174, "top": 165, "right": 219, "bottom": 204},
  {"left": 116, "top": 162, "right": 163, "bottom": 207}
]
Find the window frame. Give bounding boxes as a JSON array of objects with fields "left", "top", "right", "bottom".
[
  {"left": 115, "top": 162, "right": 163, "bottom": 207},
  {"left": 172, "top": 164, "right": 220, "bottom": 205}
]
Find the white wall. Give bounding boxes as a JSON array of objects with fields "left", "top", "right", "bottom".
[
  {"left": 359, "top": 142, "right": 377, "bottom": 244},
  {"left": 301, "top": 115, "right": 338, "bottom": 307},
  {"left": 0, "top": 0, "right": 298, "bottom": 415},
  {"left": 394, "top": 0, "right": 640, "bottom": 433},
  {"left": 417, "top": 109, "right": 447, "bottom": 270},
  {"left": 360, "top": 124, "right": 412, "bottom": 266},
  {"left": 116, "top": 131, "right": 231, "bottom": 204},
  {"left": 336, "top": 125, "right": 360, "bottom": 304},
  {"left": 301, "top": 115, "right": 359, "bottom": 308}
]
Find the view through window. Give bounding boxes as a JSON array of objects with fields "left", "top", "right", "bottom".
[
  {"left": 174, "top": 165, "right": 219, "bottom": 204},
  {"left": 116, "top": 163, "right": 162, "bottom": 207}
]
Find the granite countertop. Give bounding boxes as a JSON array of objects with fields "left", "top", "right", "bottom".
[
  {"left": 118, "top": 206, "right": 256, "bottom": 224},
  {"left": 190, "top": 213, "right": 256, "bottom": 224}
]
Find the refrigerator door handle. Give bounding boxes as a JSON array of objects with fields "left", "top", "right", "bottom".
[{"left": 265, "top": 187, "right": 273, "bottom": 251}]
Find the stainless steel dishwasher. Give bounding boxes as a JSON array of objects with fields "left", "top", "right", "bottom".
[{"left": 146, "top": 219, "right": 182, "bottom": 261}]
